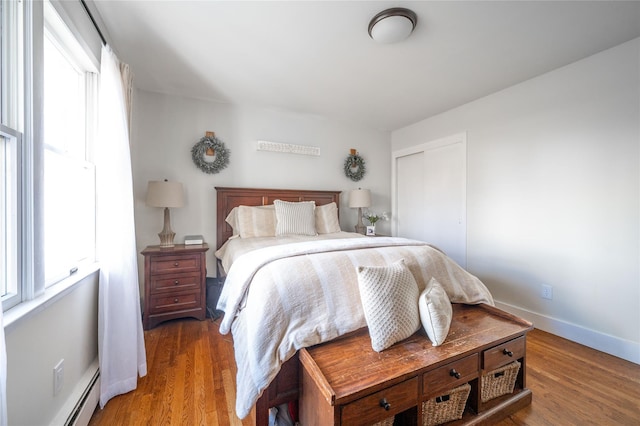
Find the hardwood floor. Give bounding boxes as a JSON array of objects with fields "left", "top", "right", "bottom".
[{"left": 88, "top": 316, "right": 640, "bottom": 426}]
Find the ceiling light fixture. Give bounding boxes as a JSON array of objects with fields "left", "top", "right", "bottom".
[{"left": 368, "top": 7, "right": 417, "bottom": 44}]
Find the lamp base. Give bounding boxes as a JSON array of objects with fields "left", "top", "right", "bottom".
[
  {"left": 355, "top": 207, "right": 367, "bottom": 235},
  {"left": 158, "top": 231, "right": 176, "bottom": 248},
  {"left": 158, "top": 207, "right": 176, "bottom": 247}
]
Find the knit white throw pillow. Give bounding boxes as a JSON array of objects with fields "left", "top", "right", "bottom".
[
  {"left": 357, "top": 259, "right": 420, "bottom": 352},
  {"left": 418, "top": 277, "right": 453, "bottom": 346}
]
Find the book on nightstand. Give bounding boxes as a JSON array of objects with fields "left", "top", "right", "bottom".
[{"left": 184, "top": 235, "right": 205, "bottom": 245}]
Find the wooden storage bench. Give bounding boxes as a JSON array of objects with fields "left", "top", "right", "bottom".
[{"left": 297, "top": 304, "right": 533, "bottom": 426}]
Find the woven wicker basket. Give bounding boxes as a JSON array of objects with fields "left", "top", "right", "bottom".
[
  {"left": 371, "top": 416, "right": 394, "bottom": 426},
  {"left": 481, "top": 361, "right": 521, "bottom": 403},
  {"left": 422, "top": 383, "right": 471, "bottom": 426}
]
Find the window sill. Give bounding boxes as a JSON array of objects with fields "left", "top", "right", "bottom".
[{"left": 3, "top": 263, "right": 100, "bottom": 331}]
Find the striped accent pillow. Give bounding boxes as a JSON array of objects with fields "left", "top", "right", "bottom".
[
  {"left": 236, "top": 205, "right": 277, "bottom": 238},
  {"left": 315, "top": 202, "right": 341, "bottom": 234},
  {"left": 274, "top": 200, "right": 317, "bottom": 236}
]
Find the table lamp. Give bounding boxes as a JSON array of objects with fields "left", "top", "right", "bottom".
[
  {"left": 349, "top": 188, "right": 371, "bottom": 235},
  {"left": 146, "top": 179, "right": 185, "bottom": 247}
]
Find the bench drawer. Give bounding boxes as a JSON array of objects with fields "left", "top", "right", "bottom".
[
  {"left": 483, "top": 336, "right": 526, "bottom": 371},
  {"left": 341, "top": 378, "right": 418, "bottom": 426},
  {"left": 423, "top": 353, "right": 478, "bottom": 399}
]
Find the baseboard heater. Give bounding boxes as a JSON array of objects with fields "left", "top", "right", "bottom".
[{"left": 65, "top": 369, "right": 100, "bottom": 426}]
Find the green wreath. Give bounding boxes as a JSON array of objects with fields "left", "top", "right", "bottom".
[
  {"left": 344, "top": 154, "right": 366, "bottom": 181},
  {"left": 191, "top": 135, "right": 230, "bottom": 174}
]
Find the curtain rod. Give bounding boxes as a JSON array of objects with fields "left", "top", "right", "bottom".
[{"left": 80, "top": 0, "right": 106, "bottom": 46}]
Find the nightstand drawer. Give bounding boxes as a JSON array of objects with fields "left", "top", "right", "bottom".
[
  {"left": 483, "top": 336, "right": 525, "bottom": 371},
  {"left": 341, "top": 377, "right": 418, "bottom": 426},
  {"left": 150, "top": 254, "right": 200, "bottom": 274},
  {"left": 148, "top": 290, "right": 202, "bottom": 315},
  {"left": 150, "top": 272, "right": 201, "bottom": 293},
  {"left": 423, "top": 353, "right": 478, "bottom": 399}
]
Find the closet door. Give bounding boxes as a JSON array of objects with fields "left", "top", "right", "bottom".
[
  {"left": 393, "top": 133, "right": 467, "bottom": 268},
  {"left": 396, "top": 151, "right": 426, "bottom": 240}
]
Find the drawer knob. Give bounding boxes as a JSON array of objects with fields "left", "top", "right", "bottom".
[
  {"left": 174, "top": 262, "right": 179, "bottom": 267},
  {"left": 449, "top": 369, "right": 461, "bottom": 379},
  {"left": 174, "top": 280, "right": 179, "bottom": 285},
  {"left": 379, "top": 398, "right": 391, "bottom": 411},
  {"left": 174, "top": 298, "right": 179, "bottom": 303},
  {"left": 503, "top": 348, "right": 514, "bottom": 357}
]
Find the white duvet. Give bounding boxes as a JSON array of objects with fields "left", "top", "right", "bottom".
[{"left": 216, "top": 235, "right": 493, "bottom": 419}]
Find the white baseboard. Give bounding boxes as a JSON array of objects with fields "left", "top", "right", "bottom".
[
  {"left": 495, "top": 300, "right": 639, "bottom": 365},
  {"left": 50, "top": 359, "right": 100, "bottom": 426},
  {"left": 70, "top": 371, "right": 100, "bottom": 426}
]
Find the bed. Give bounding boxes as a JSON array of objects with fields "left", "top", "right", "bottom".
[{"left": 214, "top": 187, "right": 531, "bottom": 425}]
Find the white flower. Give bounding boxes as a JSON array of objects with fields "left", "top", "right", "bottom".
[{"left": 364, "top": 211, "right": 389, "bottom": 225}]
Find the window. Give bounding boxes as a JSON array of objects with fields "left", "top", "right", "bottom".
[
  {"left": 1, "top": 0, "right": 99, "bottom": 312},
  {"left": 1, "top": 0, "right": 24, "bottom": 310},
  {"left": 43, "top": 2, "right": 97, "bottom": 286}
]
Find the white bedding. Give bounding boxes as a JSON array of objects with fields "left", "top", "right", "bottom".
[
  {"left": 216, "top": 235, "right": 494, "bottom": 419},
  {"left": 214, "top": 231, "right": 363, "bottom": 273}
]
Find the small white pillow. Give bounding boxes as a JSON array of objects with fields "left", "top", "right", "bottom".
[
  {"left": 274, "top": 200, "right": 317, "bottom": 236},
  {"left": 315, "top": 202, "right": 341, "bottom": 234},
  {"left": 418, "top": 278, "right": 453, "bottom": 346},
  {"left": 357, "top": 259, "right": 420, "bottom": 352},
  {"left": 236, "top": 205, "right": 276, "bottom": 238},
  {"left": 225, "top": 207, "right": 240, "bottom": 236}
]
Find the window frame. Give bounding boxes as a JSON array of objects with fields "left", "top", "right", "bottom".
[
  {"left": 1, "top": 0, "right": 27, "bottom": 311},
  {"left": 1, "top": 0, "right": 101, "bottom": 315},
  {"left": 42, "top": 1, "right": 98, "bottom": 287},
  {"left": 0, "top": 126, "right": 22, "bottom": 310}
]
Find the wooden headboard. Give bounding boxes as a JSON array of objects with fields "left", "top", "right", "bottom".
[{"left": 215, "top": 187, "right": 342, "bottom": 250}]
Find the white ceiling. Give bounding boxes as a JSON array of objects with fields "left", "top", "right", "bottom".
[{"left": 92, "top": 1, "right": 640, "bottom": 132}]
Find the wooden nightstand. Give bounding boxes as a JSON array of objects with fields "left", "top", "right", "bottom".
[{"left": 142, "top": 244, "right": 209, "bottom": 330}]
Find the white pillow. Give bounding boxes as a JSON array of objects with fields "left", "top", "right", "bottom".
[
  {"left": 236, "top": 205, "right": 276, "bottom": 238},
  {"left": 225, "top": 207, "right": 240, "bottom": 236},
  {"left": 357, "top": 259, "right": 420, "bottom": 352},
  {"left": 418, "top": 277, "right": 453, "bottom": 346},
  {"left": 315, "top": 202, "right": 341, "bottom": 234},
  {"left": 274, "top": 200, "right": 317, "bottom": 236}
]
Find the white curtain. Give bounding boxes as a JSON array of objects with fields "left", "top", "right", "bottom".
[
  {"left": 96, "top": 44, "right": 147, "bottom": 408},
  {"left": 0, "top": 306, "right": 6, "bottom": 426}
]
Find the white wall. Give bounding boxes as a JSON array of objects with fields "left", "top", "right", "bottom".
[
  {"left": 5, "top": 272, "right": 99, "bottom": 425},
  {"left": 131, "top": 91, "right": 391, "bottom": 280},
  {"left": 392, "top": 39, "right": 640, "bottom": 363}
]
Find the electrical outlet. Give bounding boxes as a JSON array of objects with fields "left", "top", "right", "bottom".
[
  {"left": 53, "top": 359, "right": 64, "bottom": 396},
  {"left": 541, "top": 284, "right": 553, "bottom": 300}
]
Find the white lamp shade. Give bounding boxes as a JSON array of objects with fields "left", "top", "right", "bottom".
[
  {"left": 349, "top": 189, "right": 371, "bottom": 208},
  {"left": 146, "top": 180, "right": 185, "bottom": 208}
]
